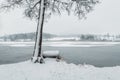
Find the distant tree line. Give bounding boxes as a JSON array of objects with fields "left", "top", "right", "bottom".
[
  {"left": 1, "top": 33, "right": 120, "bottom": 42},
  {"left": 80, "top": 34, "right": 95, "bottom": 41},
  {"left": 0, "top": 32, "right": 56, "bottom": 41},
  {"left": 79, "top": 34, "right": 120, "bottom": 41}
]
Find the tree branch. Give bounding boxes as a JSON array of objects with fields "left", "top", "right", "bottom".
[{"left": 31, "top": 0, "right": 41, "bottom": 10}]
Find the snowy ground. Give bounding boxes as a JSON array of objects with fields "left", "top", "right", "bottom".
[{"left": 0, "top": 59, "right": 120, "bottom": 80}]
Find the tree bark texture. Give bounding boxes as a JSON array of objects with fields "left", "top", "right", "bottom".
[{"left": 32, "top": 0, "right": 45, "bottom": 63}]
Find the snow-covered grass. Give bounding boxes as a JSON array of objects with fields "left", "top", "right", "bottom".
[{"left": 0, "top": 59, "right": 120, "bottom": 80}]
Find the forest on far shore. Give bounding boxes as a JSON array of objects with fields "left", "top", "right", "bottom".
[{"left": 0, "top": 33, "right": 120, "bottom": 42}]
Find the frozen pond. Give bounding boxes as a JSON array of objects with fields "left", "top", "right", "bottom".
[{"left": 0, "top": 41, "right": 120, "bottom": 67}]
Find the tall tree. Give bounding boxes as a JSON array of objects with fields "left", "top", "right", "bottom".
[{"left": 0, "top": 0, "right": 99, "bottom": 63}]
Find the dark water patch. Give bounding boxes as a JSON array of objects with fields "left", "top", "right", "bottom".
[{"left": 0, "top": 46, "right": 33, "bottom": 65}]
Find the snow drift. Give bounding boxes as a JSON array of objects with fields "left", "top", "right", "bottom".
[{"left": 0, "top": 59, "right": 120, "bottom": 80}]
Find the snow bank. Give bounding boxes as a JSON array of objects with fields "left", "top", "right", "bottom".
[
  {"left": 9, "top": 44, "right": 33, "bottom": 47},
  {"left": 0, "top": 42, "right": 34, "bottom": 47},
  {"left": 0, "top": 59, "right": 120, "bottom": 80},
  {"left": 44, "top": 41, "right": 120, "bottom": 47},
  {"left": 0, "top": 41, "right": 120, "bottom": 47}
]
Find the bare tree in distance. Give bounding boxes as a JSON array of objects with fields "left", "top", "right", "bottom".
[{"left": 0, "top": 0, "right": 99, "bottom": 63}]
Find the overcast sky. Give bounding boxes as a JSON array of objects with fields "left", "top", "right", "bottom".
[{"left": 0, "top": 0, "right": 120, "bottom": 36}]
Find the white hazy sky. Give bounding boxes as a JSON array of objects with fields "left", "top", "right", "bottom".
[{"left": 0, "top": 0, "right": 120, "bottom": 36}]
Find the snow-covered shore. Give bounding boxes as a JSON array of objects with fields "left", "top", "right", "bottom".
[
  {"left": 0, "top": 59, "right": 120, "bottom": 80},
  {"left": 0, "top": 41, "right": 120, "bottom": 47}
]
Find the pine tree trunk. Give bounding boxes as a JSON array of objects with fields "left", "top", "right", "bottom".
[{"left": 32, "top": 0, "right": 45, "bottom": 63}]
